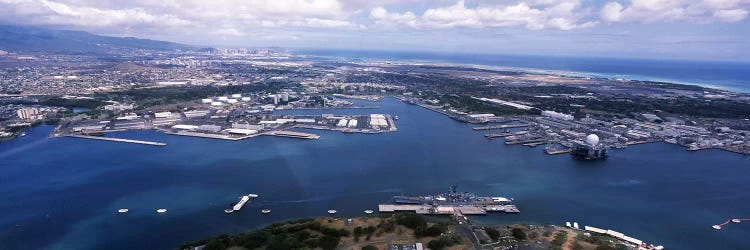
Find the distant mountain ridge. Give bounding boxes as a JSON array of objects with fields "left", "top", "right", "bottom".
[{"left": 0, "top": 25, "right": 195, "bottom": 54}]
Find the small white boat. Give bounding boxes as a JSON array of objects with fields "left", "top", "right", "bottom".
[
  {"left": 261, "top": 209, "right": 271, "bottom": 214},
  {"left": 327, "top": 210, "right": 337, "bottom": 214},
  {"left": 712, "top": 225, "right": 722, "bottom": 230},
  {"left": 248, "top": 194, "right": 259, "bottom": 198},
  {"left": 224, "top": 209, "right": 234, "bottom": 214},
  {"left": 20, "top": 132, "right": 26, "bottom": 137},
  {"left": 157, "top": 208, "right": 167, "bottom": 213},
  {"left": 364, "top": 210, "right": 373, "bottom": 214},
  {"left": 118, "top": 209, "right": 129, "bottom": 213},
  {"left": 732, "top": 219, "right": 741, "bottom": 223}
]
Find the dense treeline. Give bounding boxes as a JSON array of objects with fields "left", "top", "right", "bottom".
[
  {"left": 113, "top": 83, "right": 294, "bottom": 108},
  {"left": 178, "top": 218, "right": 349, "bottom": 250},
  {"left": 179, "top": 213, "right": 457, "bottom": 250}
]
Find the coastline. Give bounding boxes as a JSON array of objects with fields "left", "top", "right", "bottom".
[{"left": 298, "top": 50, "right": 749, "bottom": 94}]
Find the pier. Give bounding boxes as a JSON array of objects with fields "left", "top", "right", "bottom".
[
  {"left": 626, "top": 140, "right": 658, "bottom": 145},
  {"left": 266, "top": 130, "right": 320, "bottom": 139},
  {"left": 505, "top": 138, "right": 546, "bottom": 145},
  {"left": 65, "top": 134, "right": 166, "bottom": 146},
  {"left": 472, "top": 124, "right": 531, "bottom": 131},
  {"left": 484, "top": 131, "right": 527, "bottom": 139},
  {"left": 164, "top": 130, "right": 256, "bottom": 141},
  {"left": 545, "top": 148, "right": 572, "bottom": 155},
  {"left": 378, "top": 204, "right": 519, "bottom": 215}
]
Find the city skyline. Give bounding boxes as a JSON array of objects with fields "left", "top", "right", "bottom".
[{"left": 0, "top": 0, "right": 748, "bottom": 61}]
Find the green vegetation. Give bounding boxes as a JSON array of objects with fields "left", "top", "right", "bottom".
[
  {"left": 361, "top": 245, "right": 378, "bottom": 250},
  {"left": 426, "top": 235, "right": 462, "bottom": 250},
  {"left": 572, "top": 241, "right": 584, "bottom": 250},
  {"left": 551, "top": 230, "right": 568, "bottom": 247},
  {"left": 115, "top": 83, "right": 293, "bottom": 108},
  {"left": 353, "top": 226, "right": 377, "bottom": 242},
  {"left": 39, "top": 97, "right": 103, "bottom": 109},
  {"left": 511, "top": 227, "right": 527, "bottom": 240},
  {"left": 393, "top": 213, "right": 446, "bottom": 238},
  {"left": 178, "top": 218, "right": 348, "bottom": 250},
  {"left": 485, "top": 227, "right": 501, "bottom": 241}
]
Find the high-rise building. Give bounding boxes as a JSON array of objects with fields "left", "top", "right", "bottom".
[
  {"left": 281, "top": 93, "right": 289, "bottom": 102},
  {"left": 17, "top": 108, "right": 39, "bottom": 120}
]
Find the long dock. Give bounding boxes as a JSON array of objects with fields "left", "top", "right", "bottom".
[
  {"left": 266, "top": 130, "right": 320, "bottom": 139},
  {"left": 484, "top": 131, "right": 527, "bottom": 139},
  {"left": 545, "top": 148, "right": 572, "bottom": 155},
  {"left": 505, "top": 138, "right": 546, "bottom": 145},
  {"left": 164, "top": 130, "right": 255, "bottom": 141},
  {"left": 473, "top": 124, "right": 531, "bottom": 131},
  {"left": 65, "top": 134, "right": 166, "bottom": 146}
]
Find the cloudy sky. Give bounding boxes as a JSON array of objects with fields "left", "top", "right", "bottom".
[{"left": 0, "top": 0, "right": 748, "bottom": 61}]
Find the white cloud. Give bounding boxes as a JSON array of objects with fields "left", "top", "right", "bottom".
[
  {"left": 214, "top": 28, "right": 246, "bottom": 37},
  {"left": 369, "top": 0, "right": 597, "bottom": 30},
  {"left": 713, "top": 8, "right": 749, "bottom": 21},
  {"left": 600, "top": 0, "right": 750, "bottom": 23},
  {"left": 0, "top": 0, "right": 362, "bottom": 33},
  {"left": 0, "top": 0, "right": 191, "bottom": 28}
]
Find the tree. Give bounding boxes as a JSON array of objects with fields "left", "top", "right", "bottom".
[
  {"left": 485, "top": 227, "right": 501, "bottom": 241},
  {"left": 203, "top": 239, "right": 227, "bottom": 250},
  {"left": 395, "top": 213, "right": 427, "bottom": 230},
  {"left": 512, "top": 228, "right": 527, "bottom": 240},
  {"left": 362, "top": 245, "right": 378, "bottom": 250},
  {"left": 573, "top": 242, "right": 584, "bottom": 250},
  {"left": 317, "top": 235, "right": 340, "bottom": 250},
  {"left": 424, "top": 225, "right": 445, "bottom": 237}
]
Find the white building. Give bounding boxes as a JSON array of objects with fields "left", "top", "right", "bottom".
[
  {"left": 17, "top": 108, "right": 40, "bottom": 120},
  {"left": 154, "top": 112, "right": 173, "bottom": 118},
  {"left": 104, "top": 103, "right": 134, "bottom": 112},
  {"left": 281, "top": 93, "right": 289, "bottom": 102},
  {"left": 542, "top": 110, "right": 574, "bottom": 121}
]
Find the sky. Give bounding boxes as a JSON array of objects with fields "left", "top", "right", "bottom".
[{"left": 0, "top": 0, "right": 748, "bottom": 61}]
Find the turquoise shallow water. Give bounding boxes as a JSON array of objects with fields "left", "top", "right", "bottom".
[{"left": 1, "top": 97, "right": 749, "bottom": 249}]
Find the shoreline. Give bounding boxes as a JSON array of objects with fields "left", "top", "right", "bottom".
[{"left": 301, "top": 51, "right": 749, "bottom": 94}]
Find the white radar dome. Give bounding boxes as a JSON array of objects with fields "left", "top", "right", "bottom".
[{"left": 585, "top": 134, "right": 600, "bottom": 146}]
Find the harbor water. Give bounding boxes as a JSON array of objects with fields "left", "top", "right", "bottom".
[{"left": 1, "top": 97, "right": 749, "bottom": 249}]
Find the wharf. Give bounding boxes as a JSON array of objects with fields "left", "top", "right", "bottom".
[
  {"left": 164, "top": 130, "right": 256, "bottom": 141},
  {"left": 505, "top": 138, "right": 546, "bottom": 145},
  {"left": 473, "top": 124, "right": 531, "bottom": 131},
  {"left": 484, "top": 131, "right": 527, "bottom": 139},
  {"left": 65, "top": 134, "right": 165, "bottom": 146},
  {"left": 626, "top": 140, "right": 658, "bottom": 145},
  {"left": 545, "top": 148, "right": 572, "bottom": 155},
  {"left": 523, "top": 141, "right": 547, "bottom": 147},
  {"left": 378, "top": 204, "right": 519, "bottom": 215},
  {"left": 266, "top": 130, "right": 320, "bottom": 139}
]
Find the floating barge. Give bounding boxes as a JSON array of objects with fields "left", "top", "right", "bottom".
[{"left": 378, "top": 185, "right": 519, "bottom": 215}]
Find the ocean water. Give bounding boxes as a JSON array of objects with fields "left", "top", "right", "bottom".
[
  {"left": 298, "top": 49, "right": 750, "bottom": 93},
  {"left": 1, "top": 98, "right": 749, "bottom": 250}
]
